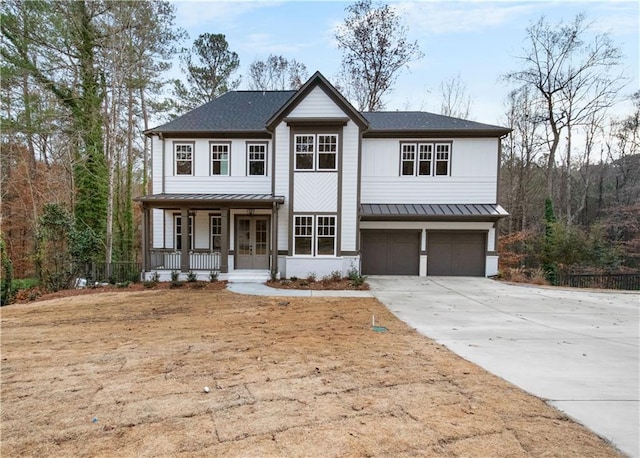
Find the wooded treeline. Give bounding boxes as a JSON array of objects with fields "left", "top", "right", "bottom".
[{"left": 1, "top": 1, "right": 638, "bottom": 298}]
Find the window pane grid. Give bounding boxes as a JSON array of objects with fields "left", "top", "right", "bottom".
[{"left": 211, "top": 144, "right": 229, "bottom": 175}]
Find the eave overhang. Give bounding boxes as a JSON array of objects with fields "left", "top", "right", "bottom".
[{"left": 135, "top": 193, "right": 285, "bottom": 209}]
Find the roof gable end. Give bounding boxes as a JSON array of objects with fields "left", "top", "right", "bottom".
[{"left": 266, "top": 71, "right": 369, "bottom": 131}]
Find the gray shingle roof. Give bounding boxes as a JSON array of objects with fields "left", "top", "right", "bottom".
[
  {"left": 147, "top": 86, "right": 509, "bottom": 136},
  {"left": 361, "top": 203, "right": 508, "bottom": 219},
  {"left": 147, "top": 91, "right": 296, "bottom": 133},
  {"left": 362, "top": 112, "right": 509, "bottom": 134}
]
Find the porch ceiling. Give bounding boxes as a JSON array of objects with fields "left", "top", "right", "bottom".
[{"left": 135, "top": 193, "right": 285, "bottom": 209}]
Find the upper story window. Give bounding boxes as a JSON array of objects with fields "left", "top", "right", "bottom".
[
  {"left": 435, "top": 144, "right": 450, "bottom": 176},
  {"left": 400, "top": 142, "right": 451, "bottom": 176},
  {"left": 295, "top": 134, "right": 338, "bottom": 171},
  {"left": 295, "top": 135, "right": 315, "bottom": 170},
  {"left": 211, "top": 143, "right": 230, "bottom": 175},
  {"left": 247, "top": 143, "right": 267, "bottom": 176},
  {"left": 175, "top": 143, "right": 193, "bottom": 175}
]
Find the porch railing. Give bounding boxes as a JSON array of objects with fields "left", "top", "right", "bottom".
[{"left": 148, "top": 250, "right": 221, "bottom": 271}]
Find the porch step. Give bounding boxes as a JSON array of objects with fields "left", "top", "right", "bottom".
[{"left": 223, "top": 270, "right": 271, "bottom": 283}]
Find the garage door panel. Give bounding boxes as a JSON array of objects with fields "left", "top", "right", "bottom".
[
  {"left": 427, "top": 232, "right": 485, "bottom": 277},
  {"left": 362, "top": 230, "right": 419, "bottom": 275}
]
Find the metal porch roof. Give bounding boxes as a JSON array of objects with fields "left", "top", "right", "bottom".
[{"left": 360, "top": 203, "right": 509, "bottom": 220}]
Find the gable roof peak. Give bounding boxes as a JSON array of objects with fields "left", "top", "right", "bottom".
[{"left": 265, "top": 71, "right": 369, "bottom": 131}]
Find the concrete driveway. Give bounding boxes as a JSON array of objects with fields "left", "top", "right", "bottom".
[{"left": 368, "top": 276, "right": 640, "bottom": 457}]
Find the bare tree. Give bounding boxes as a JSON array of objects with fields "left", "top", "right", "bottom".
[
  {"left": 334, "top": 0, "right": 422, "bottom": 111},
  {"left": 504, "top": 14, "right": 624, "bottom": 206},
  {"left": 439, "top": 74, "right": 472, "bottom": 119},
  {"left": 247, "top": 55, "right": 308, "bottom": 90}
]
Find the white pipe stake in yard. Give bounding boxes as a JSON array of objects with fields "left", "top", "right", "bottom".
[{"left": 372, "top": 315, "right": 375, "bottom": 327}]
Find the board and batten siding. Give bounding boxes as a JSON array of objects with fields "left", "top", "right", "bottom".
[
  {"left": 288, "top": 86, "right": 346, "bottom": 117},
  {"left": 360, "top": 137, "right": 499, "bottom": 204},
  {"left": 340, "top": 120, "right": 360, "bottom": 253},
  {"left": 151, "top": 135, "right": 163, "bottom": 194},
  {"left": 274, "top": 123, "right": 290, "bottom": 252},
  {"left": 162, "top": 138, "right": 271, "bottom": 195}
]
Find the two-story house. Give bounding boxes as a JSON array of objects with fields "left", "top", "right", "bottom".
[{"left": 136, "top": 72, "right": 509, "bottom": 281}]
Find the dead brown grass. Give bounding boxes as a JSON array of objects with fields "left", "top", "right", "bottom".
[{"left": 1, "top": 290, "right": 621, "bottom": 457}]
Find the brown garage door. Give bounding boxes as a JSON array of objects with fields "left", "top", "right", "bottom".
[
  {"left": 361, "top": 230, "right": 420, "bottom": 275},
  {"left": 427, "top": 232, "right": 485, "bottom": 276}
]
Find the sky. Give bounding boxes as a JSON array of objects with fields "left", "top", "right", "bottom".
[{"left": 170, "top": 0, "right": 639, "bottom": 125}]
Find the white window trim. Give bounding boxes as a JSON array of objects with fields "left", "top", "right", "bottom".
[
  {"left": 174, "top": 143, "right": 194, "bottom": 176},
  {"left": 400, "top": 141, "right": 452, "bottom": 177},
  {"left": 293, "top": 214, "right": 337, "bottom": 257},
  {"left": 211, "top": 215, "right": 222, "bottom": 252},
  {"left": 294, "top": 134, "right": 339, "bottom": 172},
  {"left": 316, "top": 215, "right": 337, "bottom": 257},
  {"left": 174, "top": 214, "right": 194, "bottom": 251},
  {"left": 293, "top": 215, "right": 314, "bottom": 256},
  {"left": 247, "top": 143, "right": 267, "bottom": 176},
  {"left": 434, "top": 143, "right": 451, "bottom": 176},
  {"left": 210, "top": 143, "right": 230, "bottom": 176}
]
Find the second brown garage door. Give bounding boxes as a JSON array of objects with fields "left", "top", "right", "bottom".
[
  {"left": 427, "top": 232, "right": 486, "bottom": 276},
  {"left": 361, "top": 230, "right": 420, "bottom": 275}
]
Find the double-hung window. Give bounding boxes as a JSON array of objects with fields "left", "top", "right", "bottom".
[
  {"left": 211, "top": 143, "right": 229, "bottom": 176},
  {"left": 175, "top": 215, "right": 193, "bottom": 251},
  {"left": 295, "top": 135, "right": 315, "bottom": 170},
  {"left": 435, "top": 144, "right": 450, "bottom": 175},
  {"left": 294, "top": 134, "right": 338, "bottom": 171},
  {"left": 293, "top": 215, "right": 337, "bottom": 256},
  {"left": 211, "top": 216, "right": 221, "bottom": 251},
  {"left": 401, "top": 144, "right": 416, "bottom": 176},
  {"left": 400, "top": 142, "right": 451, "bottom": 176},
  {"left": 247, "top": 143, "right": 266, "bottom": 176},
  {"left": 175, "top": 143, "right": 193, "bottom": 175}
]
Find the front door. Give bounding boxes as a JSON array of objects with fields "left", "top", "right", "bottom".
[{"left": 236, "top": 216, "right": 269, "bottom": 269}]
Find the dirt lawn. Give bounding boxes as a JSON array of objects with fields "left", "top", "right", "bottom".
[{"left": 1, "top": 289, "right": 621, "bottom": 457}]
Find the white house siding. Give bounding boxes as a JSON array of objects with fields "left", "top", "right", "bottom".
[
  {"left": 361, "top": 137, "right": 499, "bottom": 204},
  {"left": 340, "top": 120, "right": 360, "bottom": 253},
  {"left": 152, "top": 209, "right": 163, "bottom": 249},
  {"left": 274, "top": 123, "right": 290, "bottom": 252},
  {"left": 289, "top": 86, "right": 346, "bottom": 117},
  {"left": 151, "top": 135, "right": 163, "bottom": 194},
  {"left": 293, "top": 173, "right": 338, "bottom": 212},
  {"left": 162, "top": 138, "right": 271, "bottom": 195}
]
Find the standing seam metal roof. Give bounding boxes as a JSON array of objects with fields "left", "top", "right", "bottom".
[{"left": 360, "top": 203, "right": 509, "bottom": 218}]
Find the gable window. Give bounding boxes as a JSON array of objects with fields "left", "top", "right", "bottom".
[
  {"left": 247, "top": 143, "right": 267, "bottom": 176},
  {"left": 435, "top": 144, "right": 450, "bottom": 176},
  {"left": 211, "top": 216, "right": 221, "bottom": 251},
  {"left": 294, "top": 133, "right": 339, "bottom": 171},
  {"left": 401, "top": 144, "right": 416, "bottom": 176},
  {"left": 175, "top": 215, "right": 193, "bottom": 251},
  {"left": 175, "top": 143, "right": 193, "bottom": 175},
  {"left": 293, "top": 215, "right": 337, "bottom": 256},
  {"left": 295, "top": 135, "right": 315, "bottom": 170},
  {"left": 400, "top": 142, "right": 452, "bottom": 176},
  {"left": 211, "top": 143, "right": 229, "bottom": 175}
]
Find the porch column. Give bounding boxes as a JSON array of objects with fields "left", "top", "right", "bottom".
[
  {"left": 220, "top": 207, "right": 229, "bottom": 273},
  {"left": 141, "top": 206, "right": 149, "bottom": 274},
  {"left": 180, "top": 207, "right": 189, "bottom": 273},
  {"left": 271, "top": 202, "right": 278, "bottom": 275}
]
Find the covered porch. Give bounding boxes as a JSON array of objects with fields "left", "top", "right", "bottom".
[{"left": 135, "top": 193, "right": 285, "bottom": 280}]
